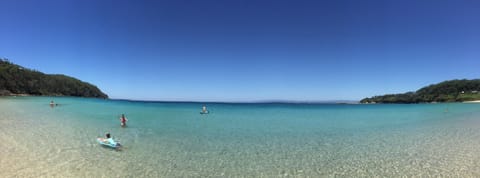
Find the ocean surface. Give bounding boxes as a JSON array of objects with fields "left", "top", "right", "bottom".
[{"left": 1, "top": 96, "right": 480, "bottom": 177}]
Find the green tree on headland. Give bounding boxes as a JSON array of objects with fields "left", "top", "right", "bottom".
[
  {"left": 360, "top": 79, "right": 480, "bottom": 104},
  {"left": 0, "top": 58, "right": 108, "bottom": 98}
]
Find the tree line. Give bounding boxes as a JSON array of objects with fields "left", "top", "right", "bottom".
[
  {"left": 0, "top": 59, "right": 108, "bottom": 98},
  {"left": 360, "top": 79, "right": 480, "bottom": 103}
]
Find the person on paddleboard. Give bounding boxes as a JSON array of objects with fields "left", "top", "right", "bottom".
[{"left": 201, "top": 105, "right": 209, "bottom": 114}]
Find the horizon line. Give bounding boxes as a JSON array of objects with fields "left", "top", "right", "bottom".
[{"left": 108, "top": 98, "right": 360, "bottom": 104}]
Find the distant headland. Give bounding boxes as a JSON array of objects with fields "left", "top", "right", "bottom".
[
  {"left": 0, "top": 58, "right": 108, "bottom": 98},
  {"left": 361, "top": 79, "right": 480, "bottom": 104}
]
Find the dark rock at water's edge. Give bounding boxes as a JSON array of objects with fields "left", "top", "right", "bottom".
[
  {"left": 0, "top": 58, "right": 108, "bottom": 98},
  {"left": 360, "top": 79, "right": 480, "bottom": 104}
]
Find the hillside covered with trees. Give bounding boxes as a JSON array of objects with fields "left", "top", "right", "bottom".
[
  {"left": 361, "top": 79, "right": 480, "bottom": 104},
  {"left": 0, "top": 59, "right": 108, "bottom": 98}
]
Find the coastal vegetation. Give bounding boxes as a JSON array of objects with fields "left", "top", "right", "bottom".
[
  {"left": 361, "top": 79, "right": 480, "bottom": 104},
  {"left": 0, "top": 58, "right": 108, "bottom": 98}
]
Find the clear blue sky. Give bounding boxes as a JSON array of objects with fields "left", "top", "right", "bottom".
[{"left": 1, "top": 0, "right": 479, "bottom": 101}]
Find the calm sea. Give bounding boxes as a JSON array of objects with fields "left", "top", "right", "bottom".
[{"left": 1, "top": 96, "right": 480, "bottom": 177}]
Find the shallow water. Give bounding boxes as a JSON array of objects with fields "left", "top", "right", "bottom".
[{"left": 1, "top": 96, "right": 480, "bottom": 177}]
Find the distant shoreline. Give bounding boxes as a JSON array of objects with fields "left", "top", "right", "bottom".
[
  {"left": 1, "top": 93, "right": 72, "bottom": 97},
  {"left": 1, "top": 96, "right": 359, "bottom": 104},
  {"left": 6, "top": 96, "right": 480, "bottom": 105},
  {"left": 8, "top": 93, "right": 31, "bottom": 97},
  {"left": 463, "top": 100, "right": 480, "bottom": 103},
  {"left": 0, "top": 93, "right": 108, "bottom": 99},
  {"left": 110, "top": 98, "right": 360, "bottom": 105}
]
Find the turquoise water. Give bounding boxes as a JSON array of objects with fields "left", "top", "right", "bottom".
[{"left": 1, "top": 96, "right": 480, "bottom": 177}]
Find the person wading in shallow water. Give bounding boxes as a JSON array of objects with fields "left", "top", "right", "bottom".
[{"left": 120, "top": 114, "right": 128, "bottom": 127}]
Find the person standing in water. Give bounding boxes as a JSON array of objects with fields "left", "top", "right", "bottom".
[{"left": 119, "top": 114, "right": 128, "bottom": 127}]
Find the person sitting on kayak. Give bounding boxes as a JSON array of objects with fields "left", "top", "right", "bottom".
[
  {"left": 119, "top": 114, "right": 128, "bottom": 127},
  {"left": 99, "top": 133, "right": 116, "bottom": 145},
  {"left": 101, "top": 133, "right": 122, "bottom": 149},
  {"left": 106, "top": 133, "right": 115, "bottom": 144}
]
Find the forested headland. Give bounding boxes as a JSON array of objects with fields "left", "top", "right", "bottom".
[
  {"left": 361, "top": 79, "right": 480, "bottom": 104},
  {"left": 0, "top": 58, "right": 107, "bottom": 98}
]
